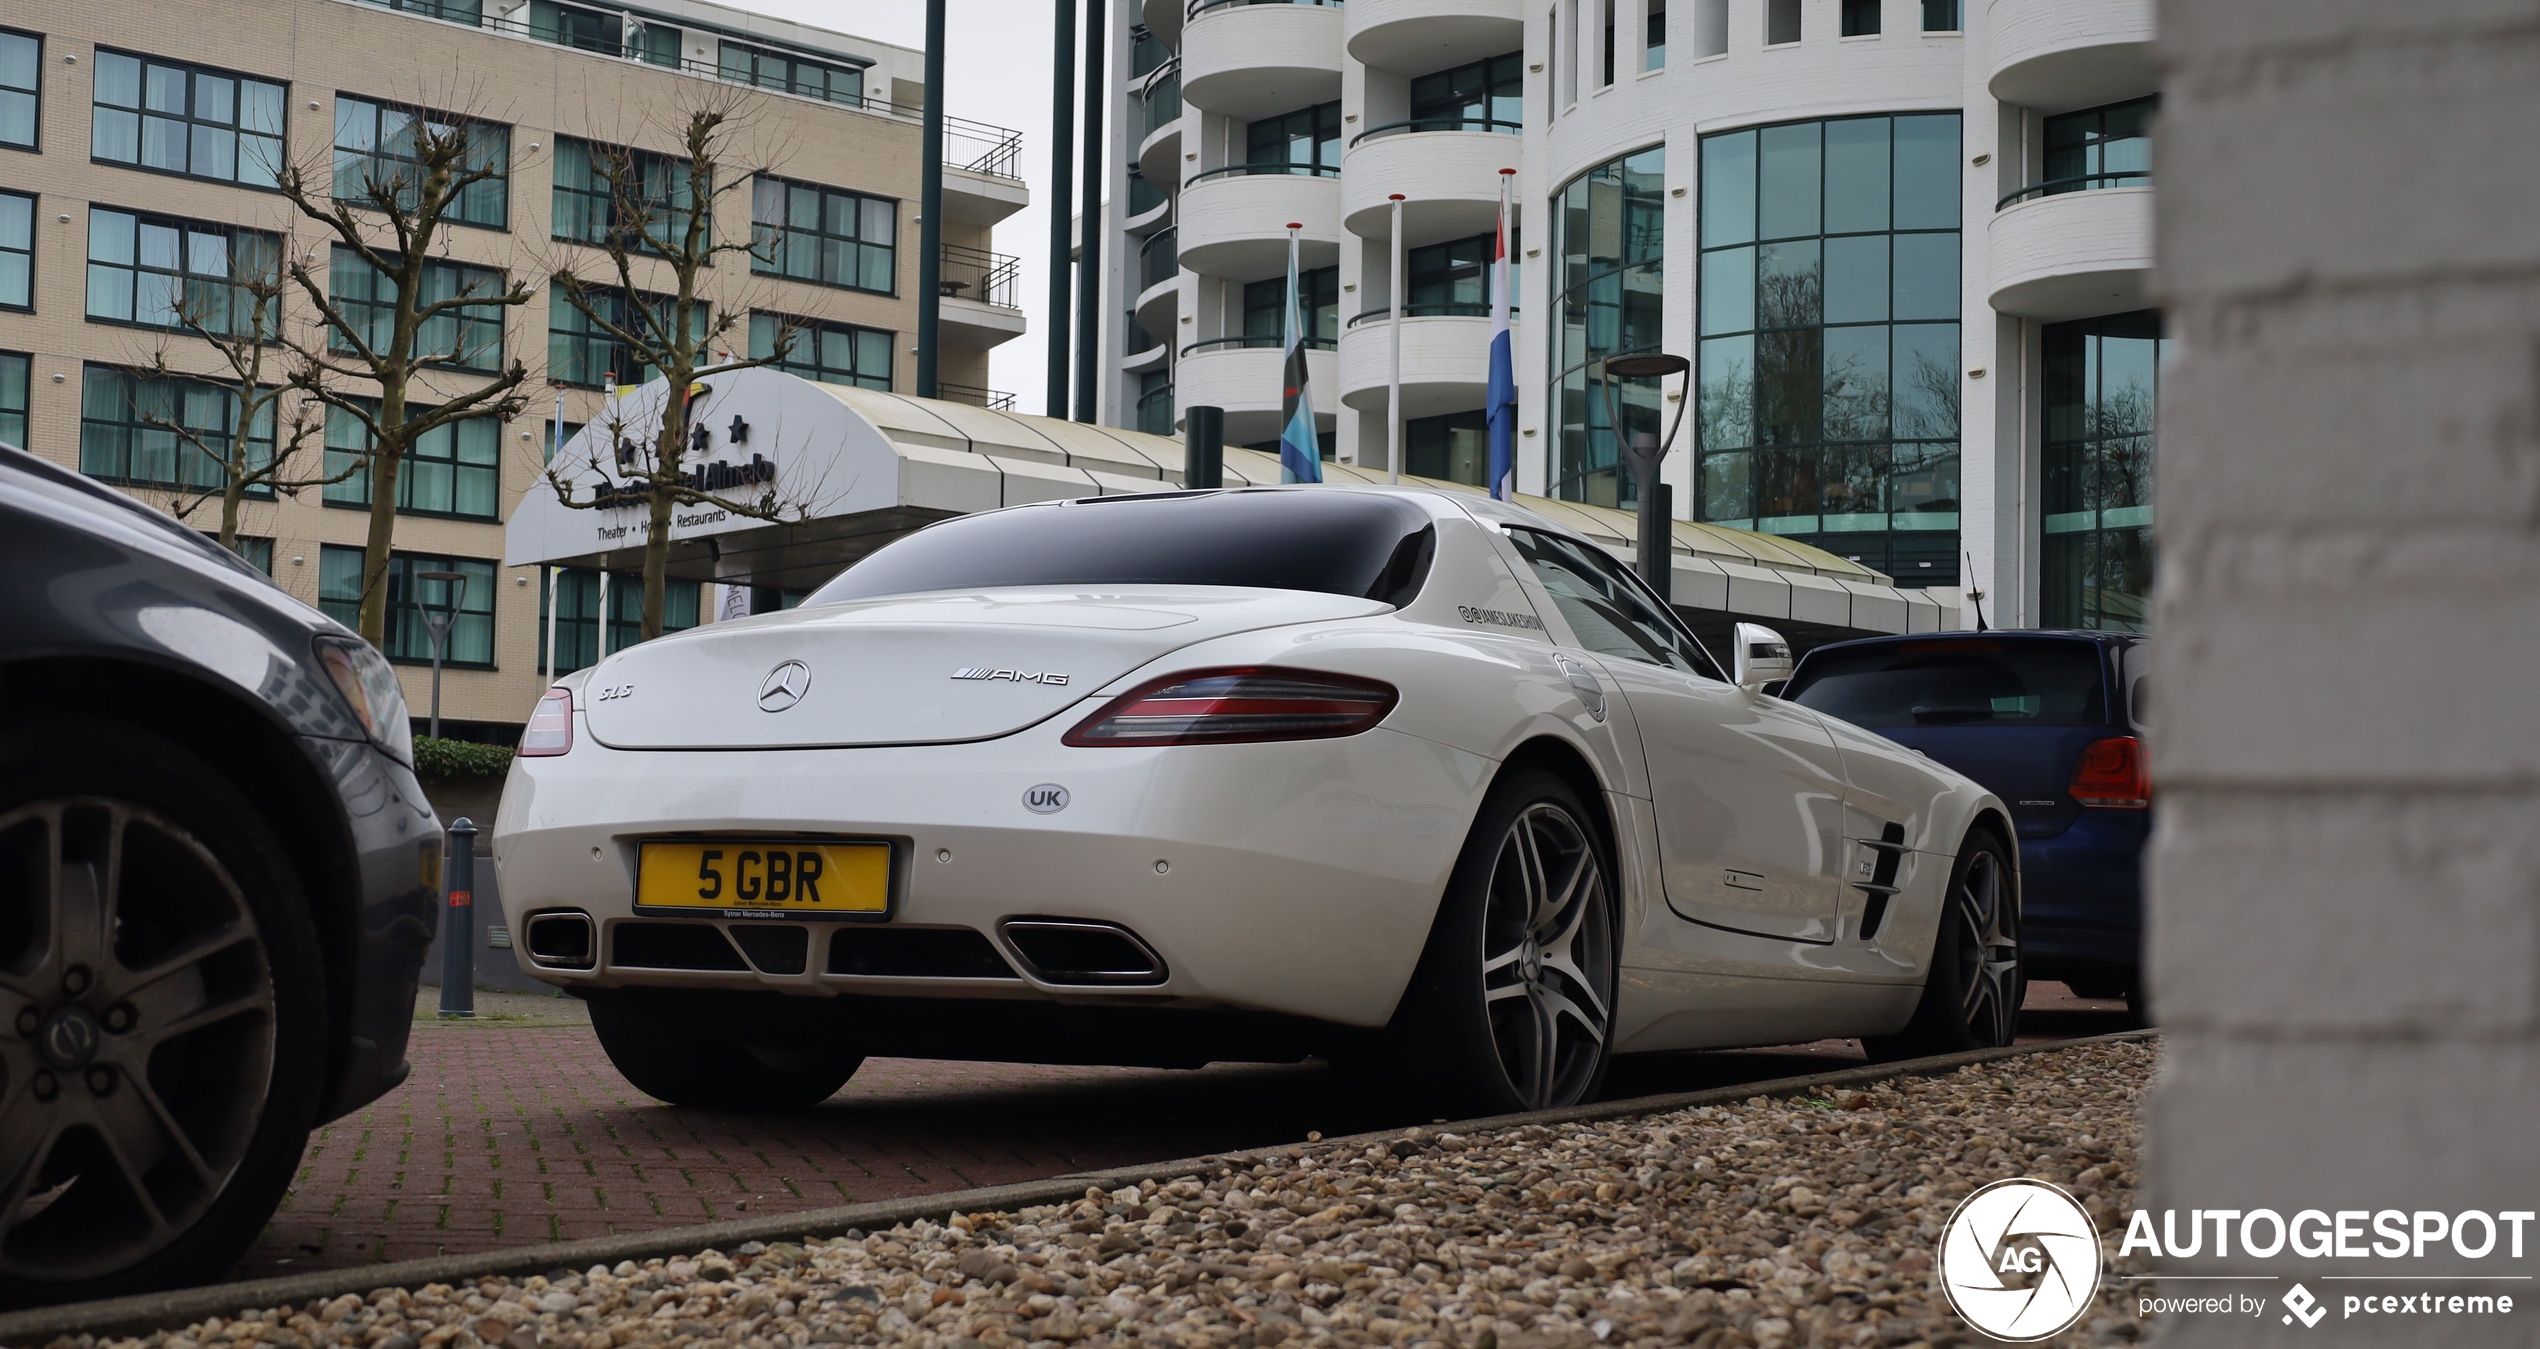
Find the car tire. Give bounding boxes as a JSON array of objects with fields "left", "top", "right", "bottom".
[
  {"left": 0, "top": 715, "right": 327, "bottom": 1310},
  {"left": 1369, "top": 769, "right": 1619, "bottom": 1116},
  {"left": 1864, "top": 831, "right": 2024, "bottom": 1063},
  {"left": 587, "top": 990, "right": 861, "bottom": 1110}
]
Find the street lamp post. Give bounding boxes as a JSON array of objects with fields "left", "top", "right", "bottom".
[
  {"left": 1600, "top": 352, "right": 1694, "bottom": 601},
  {"left": 415, "top": 569, "right": 468, "bottom": 741}
]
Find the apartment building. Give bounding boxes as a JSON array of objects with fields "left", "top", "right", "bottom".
[
  {"left": 1103, "top": 0, "right": 2155, "bottom": 632},
  {"left": 0, "top": 0, "right": 1029, "bottom": 737}
]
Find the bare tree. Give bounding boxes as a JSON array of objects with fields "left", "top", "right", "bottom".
[
  {"left": 130, "top": 238, "right": 355, "bottom": 551},
  {"left": 273, "top": 101, "right": 533, "bottom": 644},
  {"left": 538, "top": 91, "right": 812, "bottom": 642}
]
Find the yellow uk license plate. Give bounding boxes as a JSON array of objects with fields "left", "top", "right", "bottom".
[{"left": 635, "top": 841, "right": 892, "bottom": 917}]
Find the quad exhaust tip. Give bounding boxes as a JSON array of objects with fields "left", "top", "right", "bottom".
[
  {"left": 998, "top": 919, "right": 1168, "bottom": 987},
  {"left": 523, "top": 910, "right": 598, "bottom": 969}
]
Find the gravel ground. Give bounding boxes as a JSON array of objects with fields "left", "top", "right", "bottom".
[{"left": 54, "top": 1038, "right": 2154, "bottom": 1349}]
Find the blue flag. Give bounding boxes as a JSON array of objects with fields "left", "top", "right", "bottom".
[
  {"left": 1279, "top": 230, "right": 1323, "bottom": 483},
  {"left": 1486, "top": 187, "right": 1516, "bottom": 500}
]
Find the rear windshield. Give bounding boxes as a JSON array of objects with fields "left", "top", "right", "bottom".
[
  {"left": 807, "top": 490, "right": 1437, "bottom": 607},
  {"left": 1786, "top": 639, "right": 2109, "bottom": 728}
]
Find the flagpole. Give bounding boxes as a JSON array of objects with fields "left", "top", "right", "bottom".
[
  {"left": 1387, "top": 194, "right": 1405, "bottom": 483},
  {"left": 1279, "top": 221, "right": 1323, "bottom": 484},
  {"left": 1486, "top": 167, "right": 1518, "bottom": 501}
]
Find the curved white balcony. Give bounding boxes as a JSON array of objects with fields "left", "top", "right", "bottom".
[
  {"left": 1176, "top": 337, "right": 1338, "bottom": 448},
  {"left": 1335, "top": 310, "right": 1498, "bottom": 417},
  {"left": 1342, "top": 124, "right": 1520, "bottom": 242},
  {"left": 1988, "top": 0, "right": 2156, "bottom": 114},
  {"left": 1138, "top": 123, "right": 1184, "bottom": 197},
  {"left": 1135, "top": 66, "right": 1184, "bottom": 192},
  {"left": 1143, "top": 0, "right": 1184, "bottom": 54},
  {"left": 1134, "top": 231, "right": 1183, "bottom": 340},
  {"left": 1987, "top": 185, "right": 2154, "bottom": 321},
  {"left": 1345, "top": 0, "right": 1522, "bottom": 75},
  {"left": 1177, "top": 168, "right": 1341, "bottom": 280},
  {"left": 1181, "top": 0, "right": 1346, "bottom": 123}
]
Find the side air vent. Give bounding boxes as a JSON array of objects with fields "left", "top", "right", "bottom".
[
  {"left": 612, "top": 922, "right": 749, "bottom": 971},
  {"left": 999, "top": 919, "right": 1168, "bottom": 986},
  {"left": 522, "top": 911, "right": 596, "bottom": 969},
  {"left": 727, "top": 924, "right": 810, "bottom": 975},
  {"left": 828, "top": 927, "right": 1021, "bottom": 979},
  {"left": 1855, "top": 822, "right": 1909, "bottom": 940}
]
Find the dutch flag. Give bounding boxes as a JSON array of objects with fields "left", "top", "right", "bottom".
[{"left": 1485, "top": 177, "right": 1516, "bottom": 501}]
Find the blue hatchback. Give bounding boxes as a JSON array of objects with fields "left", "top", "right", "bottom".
[{"left": 1783, "top": 631, "right": 2151, "bottom": 1008}]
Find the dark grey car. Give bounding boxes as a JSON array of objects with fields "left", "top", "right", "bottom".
[{"left": 0, "top": 444, "right": 441, "bottom": 1306}]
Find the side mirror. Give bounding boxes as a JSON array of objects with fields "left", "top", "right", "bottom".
[{"left": 1733, "top": 622, "right": 1794, "bottom": 690}]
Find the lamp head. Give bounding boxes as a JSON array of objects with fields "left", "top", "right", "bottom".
[{"left": 1604, "top": 353, "right": 1691, "bottom": 380}]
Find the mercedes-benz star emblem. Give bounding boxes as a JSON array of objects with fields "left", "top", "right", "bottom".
[{"left": 758, "top": 660, "right": 811, "bottom": 713}]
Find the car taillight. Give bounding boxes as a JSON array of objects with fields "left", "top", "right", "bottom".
[
  {"left": 2069, "top": 735, "right": 2150, "bottom": 808},
  {"left": 1063, "top": 667, "right": 1398, "bottom": 747},
  {"left": 520, "top": 688, "right": 575, "bottom": 757}
]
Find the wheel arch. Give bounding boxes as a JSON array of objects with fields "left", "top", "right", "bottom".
[
  {"left": 1493, "top": 734, "right": 1621, "bottom": 864},
  {"left": 0, "top": 653, "right": 368, "bottom": 1104}
]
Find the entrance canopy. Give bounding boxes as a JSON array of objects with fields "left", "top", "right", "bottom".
[{"left": 504, "top": 369, "right": 1954, "bottom": 638}]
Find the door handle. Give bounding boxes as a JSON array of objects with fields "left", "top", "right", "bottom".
[{"left": 1552, "top": 655, "right": 1606, "bottom": 722}]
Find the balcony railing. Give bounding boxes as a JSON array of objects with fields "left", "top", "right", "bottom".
[
  {"left": 1140, "top": 227, "right": 1180, "bottom": 290},
  {"left": 1183, "top": 334, "right": 1337, "bottom": 355},
  {"left": 1185, "top": 161, "right": 1340, "bottom": 187},
  {"left": 1131, "top": 26, "right": 1172, "bottom": 78},
  {"left": 1129, "top": 171, "right": 1169, "bottom": 217},
  {"left": 1188, "top": 0, "right": 1343, "bottom": 18},
  {"left": 1137, "top": 383, "right": 1176, "bottom": 435},
  {"left": 1140, "top": 68, "right": 1183, "bottom": 139},
  {"left": 939, "top": 382, "right": 1017, "bottom": 411},
  {"left": 382, "top": 3, "right": 1023, "bottom": 180},
  {"left": 1126, "top": 315, "right": 1165, "bottom": 355},
  {"left": 1346, "top": 303, "right": 1517, "bottom": 325},
  {"left": 1997, "top": 170, "right": 2151, "bottom": 210},
  {"left": 939, "top": 244, "right": 1020, "bottom": 308},
  {"left": 1349, "top": 116, "right": 1524, "bottom": 148}
]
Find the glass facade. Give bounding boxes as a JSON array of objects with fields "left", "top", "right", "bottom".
[
  {"left": 2042, "top": 310, "right": 2163, "bottom": 632},
  {"left": 1400, "top": 231, "right": 1518, "bottom": 315},
  {"left": 320, "top": 547, "right": 496, "bottom": 666},
  {"left": 91, "top": 51, "right": 286, "bottom": 188},
  {"left": 78, "top": 366, "right": 275, "bottom": 492},
  {"left": 1407, "top": 409, "right": 1489, "bottom": 486},
  {"left": 1246, "top": 103, "right": 1342, "bottom": 175},
  {"left": 750, "top": 313, "right": 892, "bottom": 389},
  {"left": 1243, "top": 268, "right": 1339, "bottom": 344},
  {"left": 1406, "top": 52, "right": 1522, "bottom": 132},
  {"left": 2042, "top": 97, "right": 2154, "bottom": 196},
  {"left": 1550, "top": 146, "right": 1664, "bottom": 507},
  {"left": 1697, "top": 114, "right": 1963, "bottom": 583},
  {"left": 333, "top": 96, "right": 510, "bottom": 229}
]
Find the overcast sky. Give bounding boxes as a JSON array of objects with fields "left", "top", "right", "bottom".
[{"left": 736, "top": 0, "right": 1075, "bottom": 411}]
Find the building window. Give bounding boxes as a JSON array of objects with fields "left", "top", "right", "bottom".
[
  {"left": 550, "top": 287, "right": 705, "bottom": 388},
  {"left": 351, "top": 0, "right": 485, "bottom": 22},
  {"left": 1407, "top": 409, "right": 1489, "bottom": 486},
  {"left": 1767, "top": 0, "right": 1801, "bottom": 45},
  {"left": 1245, "top": 102, "right": 1342, "bottom": 176},
  {"left": 1842, "top": 0, "right": 1879, "bottom": 36},
  {"left": 1549, "top": 146, "right": 1665, "bottom": 507},
  {"left": 322, "top": 403, "right": 501, "bottom": 520},
  {"left": 749, "top": 312, "right": 892, "bottom": 389},
  {"left": 1243, "top": 267, "right": 1339, "bottom": 345},
  {"left": 1645, "top": 0, "right": 1666, "bottom": 70},
  {"left": 1697, "top": 114, "right": 1963, "bottom": 584},
  {"left": 0, "top": 190, "right": 30, "bottom": 311},
  {"left": 1601, "top": 0, "right": 1617, "bottom": 85},
  {"left": 1131, "top": 25, "right": 1168, "bottom": 79},
  {"left": 2042, "top": 97, "right": 2154, "bottom": 197},
  {"left": 538, "top": 568, "right": 700, "bottom": 674},
  {"left": 719, "top": 41, "right": 865, "bottom": 106},
  {"left": 208, "top": 533, "right": 274, "bottom": 574},
  {"left": 1559, "top": 0, "right": 1578, "bottom": 106},
  {"left": 1922, "top": 0, "right": 1961, "bottom": 32},
  {"left": 0, "top": 351, "right": 27, "bottom": 446},
  {"left": 552, "top": 136, "right": 706, "bottom": 253},
  {"left": 542, "top": 418, "right": 584, "bottom": 463},
  {"left": 1407, "top": 52, "right": 1523, "bottom": 133},
  {"left": 91, "top": 51, "right": 286, "bottom": 189},
  {"left": 86, "top": 208, "right": 282, "bottom": 338},
  {"left": 750, "top": 176, "right": 895, "bottom": 293},
  {"left": 1, "top": 29, "right": 38, "bottom": 151},
  {"left": 327, "top": 246, "right": 507, "bottom": 372},
  {"left": 1401, "top": 231, "right": 1520, "bottom": 315},
  {"left": 2043, "top": 310, "right": 2162, "bottom": 632},
  {"left": 319, "top": 547, "right": 496, "bottom": 667},
  {"left": 333, "top": 96, "right": 509, "bottom": 230},
  {"left": 77, "top": 365, "right": 275, "bottom": 492}
]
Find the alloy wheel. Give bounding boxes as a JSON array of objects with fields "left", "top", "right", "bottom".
[
  {"left": 1950, "top": 849, "right": 2022, "bottom": 1047},
  {"left": 1478, "top": 801, "right": 1614, "bottom": 1110},
  {"left": 0, "top": 800, "right": 277, "bottom": 1282}
]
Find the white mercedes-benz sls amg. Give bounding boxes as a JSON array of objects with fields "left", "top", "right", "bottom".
[{"left": 492, "top": 487, "right": 2021, "bottom": 1113}]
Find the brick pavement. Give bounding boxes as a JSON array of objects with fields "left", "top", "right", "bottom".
[{"left": 242, "top": 987, "right": 2129, "bottom": 1280}]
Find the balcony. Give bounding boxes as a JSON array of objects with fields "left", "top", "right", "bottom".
[
  {"left": 1178, "top": 167, "right": 1341, "bottom": 279},
  {"left": 1336, "top": 308, "right": 1498, "bottom": 415},
  {"left": 1143, "top": 0, "right": 1186, "bottom": 54},
  {"left": 1124, "top": 315, "right": 1170, "bottom": 370},
  {"left": 1137, "top": 381, "right": 1177, "bottom": 436},
  {"left": 1987, "top": 0, "right": 2156, "bottom": 114},
  {"left": 1182, "top": 0, "right": 1346, "bottom": 122},
  {"left": 1345, "top": 0, "right": 1522, "bottom": 75},
  {"left": 1136, "top": 67, "right": 1184, "bottom": 192},
  {"left": 1342, "top": 121, "right": 1520, "bottom": 242},
  {"left": 938, "top": 244, "right": 1027, "bottom": 349},
  {"left": 1987, "top": 184, "right": 2153, "bottom": 321},
  {"left": 1135, "top": 227, "right": 1181, "bottom": 340},
  {"left": 1176, "top": 334, "right": 1338, "bottom": 447}
]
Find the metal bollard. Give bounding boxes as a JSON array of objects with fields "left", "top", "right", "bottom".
[
  {"left": 437, "top": 817, "right": 478, "bottom": 1018},
  {"left": 1184, "top": 405, "right": 1224, "bottom": 490}
]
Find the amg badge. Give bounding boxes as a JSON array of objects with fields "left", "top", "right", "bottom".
[{"left": 951, "top": 667, "right": 1071, "bottom": 686}]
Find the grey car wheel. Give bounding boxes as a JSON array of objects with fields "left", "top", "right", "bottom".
[
  {"left": 1479, "top": 800, "right": 1617, "bottom": 1111},
  {"left": 1866, "top": 832, "right": 2023, "bottom": 1061}
]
